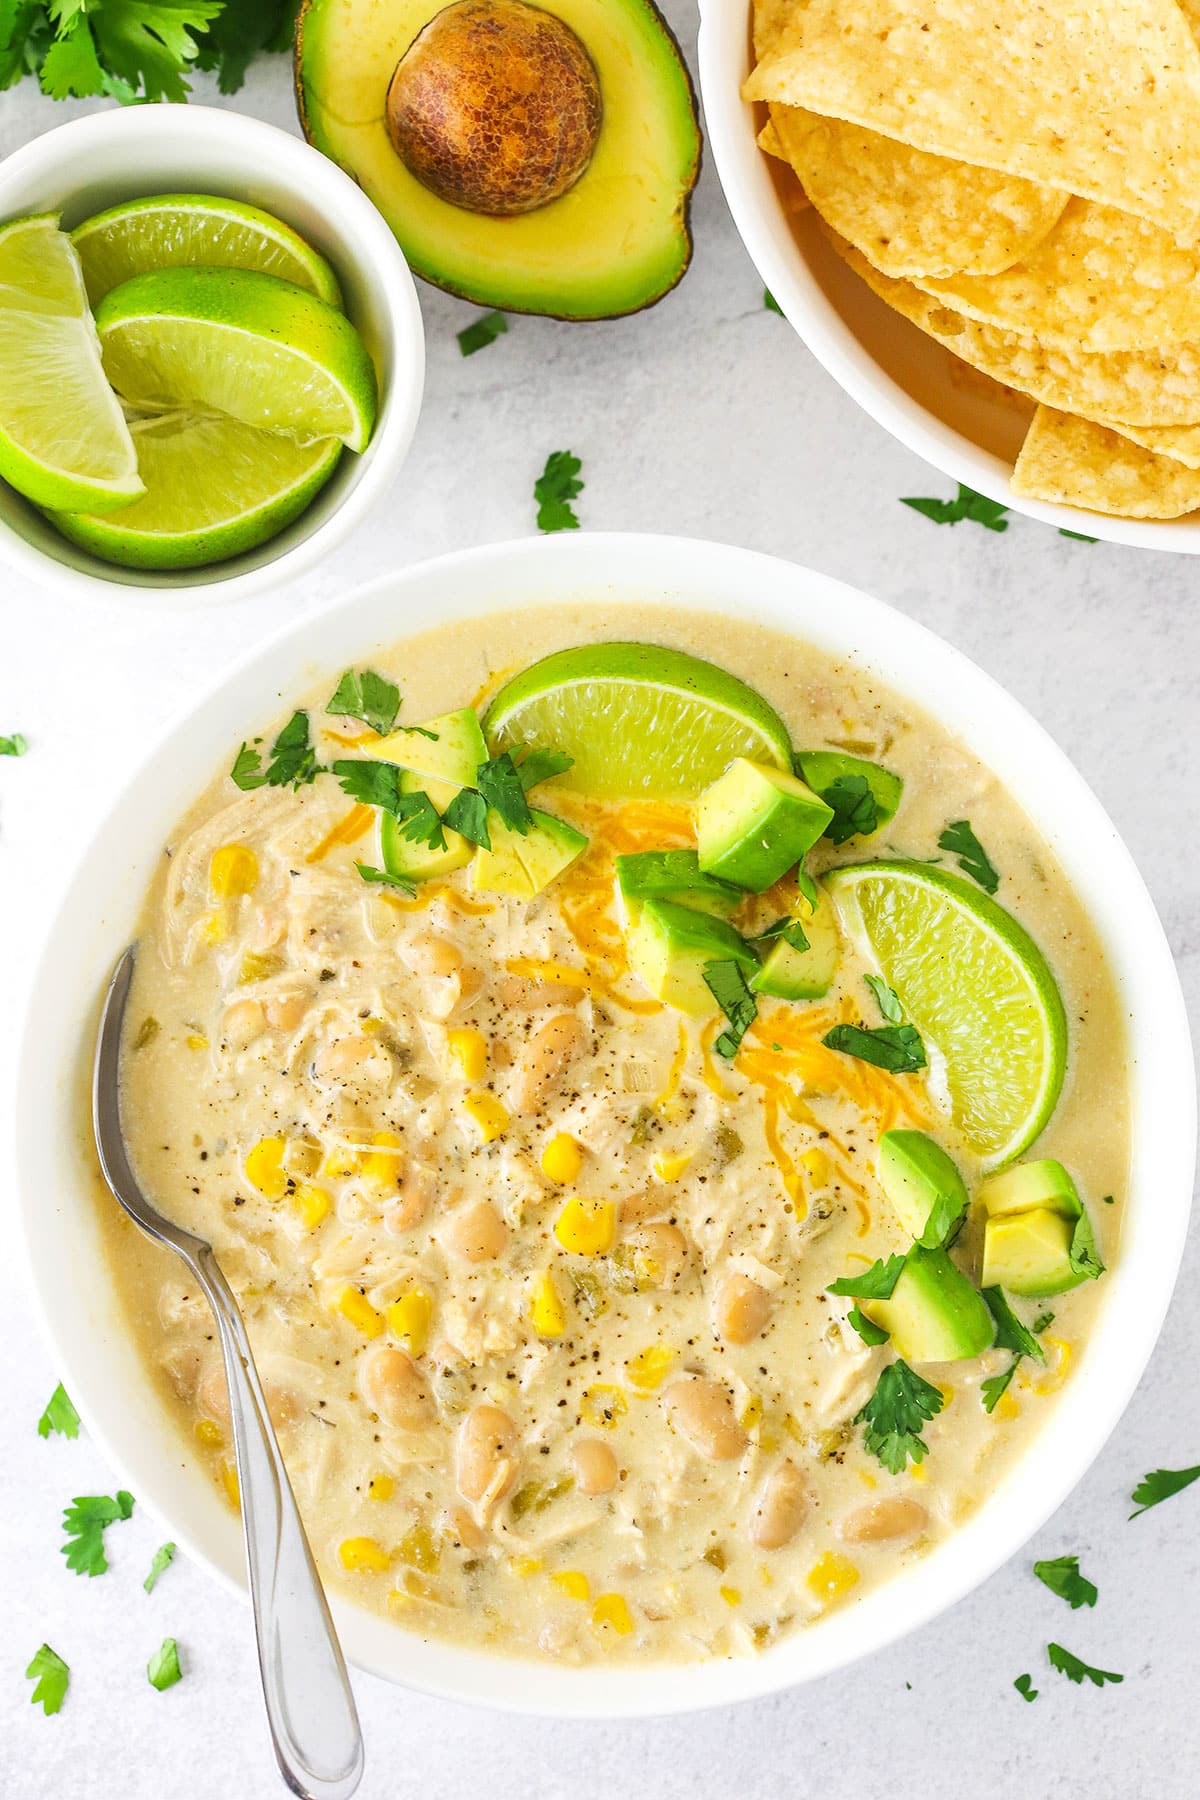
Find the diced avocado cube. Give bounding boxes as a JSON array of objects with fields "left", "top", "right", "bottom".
[
  {"left": 876, "top": 1129, "right": 968, "bottom": 1246},
  {"left": 615, "top": 850, "right": 742, "bottom": 924},
  {"left": 369, "top": 707, "right": 487, "bottom": 788},
  {"left": 627, "top": 897, "right": 758, "bottom": 1017},
  {"left": 380, "top": 773, "right": 474, "bottom": 882},
  {"left": 981, "top": 1208, "right": 1086, "bottom": 1297},
  {"left": 470, "top": 808, "right": 588, "bottom": 899},
  {"left": 750, "top": 881, "right": 840, "bottom": 999},
  {"left": 978, "top": 1159, "right": 1081, "bottom": 1220},
  {"left": 696, "top": 758, "right": 834, "bottom": 892},
  {"left": 862, "top": 1246, "right": 995, "bottom": 1363},
  {"left": 794, "top": 750, "right": 903, "bottom": 834}
]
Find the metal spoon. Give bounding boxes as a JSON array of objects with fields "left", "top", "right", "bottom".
[{"left": 93, "top": 945, "right": 364, "bottom": 1800}]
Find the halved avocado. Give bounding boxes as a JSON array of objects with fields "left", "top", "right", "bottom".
[{"left": 295, "top": 0, "right": 701, "bottom": 318}]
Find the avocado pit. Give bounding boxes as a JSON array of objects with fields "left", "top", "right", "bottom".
[{"left": 386, "top": 0, "right": 603, "bottom": 217}]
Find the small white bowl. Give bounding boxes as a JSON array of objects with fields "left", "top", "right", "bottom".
[
  {"left": 0, "top": 105, "right": 425, "bottom": 605},
  {"left": 697, "top": 0, "right": 1200, "bottom": 553},
  {"left": 13, "top": 532, "right": 1194, "bottom": 1716}
]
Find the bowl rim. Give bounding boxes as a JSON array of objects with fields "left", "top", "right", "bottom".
[
  {"left": 694, "top": 0, "right": 1200, "bottom": 554},
  {"left": 0, "top": 103, "right": 425, "bottom": 607},
  {"left": 12, "top": 530, "right": 1195, "bottom": 1717}
]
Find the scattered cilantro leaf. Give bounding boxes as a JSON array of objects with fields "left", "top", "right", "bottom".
[
  {"left": 325, "top": 668, "right": 400, "bottom": 736},
  {"left": 440, "top": 786, "right": 491, "bottom": 850},
  {"left": 37, "top": 1383, "right": 80, "bottom": 1440},
  {"left": 795, "top": 866, "right": 819, "bottom": 913},
  {"left": 513, "top": 745, "right": 574, "bottom": 791},
  {"left": 0, "top": 730, "right": 28, "bottom": 756},
  {"left": 229, "top": 741, "right": 265, "bottom": 790},
  {"left": 1069, "top": 1208, "right": 1105, "bottom": 1282},
  {"left": 458, "top": 310, "right": 508, "bottom": 356},
  {"left": 26, "top": 1644, "right": 69, "bottom": 1716},
  {"left": 147, "top": 1636, "right": 183, "bottom": 1691},
  {"left": 1129, "top": 1463, "right": 1200, "bottom": 1519},
  {"left": 855, "top": 1359, "right": 945, "bottom": 1474},
  {"left": 828, "top": 1255, "right": 905, "bottom": 1300},
  {"left": 938, "top": 819, "right": 1000, "bottom": 894},
  {"left": 1047, "top": 1643, "right": 1122, "bottom": 1688},
  {"left": 864, "top": 973, "right": 903, "bottom": 1025},
  {"left": 1032, "top": 1311, "right": 1055, "bottom": 1334},
  {"left": 703, "top": 960, "right": 758, "bottom": 1059},
  {"left": 981, "top": 1359, "right": 1020, "bottom": 1415},
  {"left": 919, "top": 1189, "right": 966, "bottom": 1251},
  {"left": 754, "top": 915, "right": 810, "bottom": 953},
  {"left": 476, "top": 752, "right": 533, "bottom": 833},
  {"left": 61, "top": 1489, "right": 134, "bottom": 1577},
  {"left": 534, "top": 449, "right": 583, "bottom": 532},
  {"left": 332, "top": 757, "right": 404, "bottom": 814},
  {"left": 819, "top": 773, "right": 878, "bottom": 845},
  {"left": 823, "top": 1021, "right": 925, "bottom": 1074},
  {"left": 1014, "top": 1673, "right": 1038, "bottom": 1703},
  {"left": 355, "top": 862, "right": 415, "bottom": 893},
  {"left": 901, "top": 484, "right": 1010, "bottom": 532},
  {"left": 1059, "top": 529, "right": 1097, "bottom": 543},
  {"left": 983, "top": 1288, "right": 1046, "bottom": 1363},
  {"left": 763, "top": 289, "right": 782, "bottom": 315},
  {"left": 1034, "top": 1554, "right": 1097, "bottom": 1610},
  {"left": 847, "top": 1304, "right": 889, "bottom": 1346},
  {"left": 263, "top": 711, "right": 320, "bottom": 789},
  {"left": 390, "top": 790, "right": 446, "bottom": 850},
  {"left": 144, "top": 1542, "right": 176, "bottom": 1595}
]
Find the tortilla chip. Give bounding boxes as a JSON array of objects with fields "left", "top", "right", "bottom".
[
  {"left": 752, "top": 0, "right": 794, "bottom": 59},
  {"left": 757, "top": 119, "right": 787, "bottom": 161},
  {"left": 1012, "top": 406, "right": 1200, "bottom": 518},
  {"left": 744, "top": 0, "right": 1200, "bottom": 244},
  {"left": 772, "top": 106, "right": 1065, "bottom": 281},
  {"left": 826, "top": 228, "right": 1200, "bottom": 427},
  {"left": 1097, "top": 419, "right": 1200, "bottom": 469}
]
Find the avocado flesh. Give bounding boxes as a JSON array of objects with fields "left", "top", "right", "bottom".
[
  {"left": 876, "top": 1129, "right": 968, "bottom": 1245},
  {"left": 750, "top": 882, "right": 840, "bottom": 999},
  {"left": 370, "top": 707, "right": 486, "bottom": 787},
  {"left": 380, "top": 773, "right": 474, "bottom": 880},
  {"left": 795, "top": 750, "right": 903, "bottom": 832},
  {"left": 696, "top": 759, "right": 834, "bottom": 893},
  {"left": 863, "top": 1246, "right": 995, "bottom": 1363},
  {"left": 471, "top": 807, "right": 588, "bottom": 897},
  {"left": 615, "top": 850, "right": 741, "bottom": 923},
  {"left": 979, "top": 1158, "right": 1081, "bottom": 1220},
  {"left": 981, "top": 1208, "right": 1085, "bottom": 1298},
  {"left": 628, "top": 897, "right": 757, "bottom": 1018},
  {"left": 295, "top": 0, "right": 701, "bottom": 318}
]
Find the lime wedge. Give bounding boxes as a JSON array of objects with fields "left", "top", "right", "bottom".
[
  {"left": 483, "top": 644, "right": 793, "bottom": 799},
  {"left": 49, "top": 412, "right": 342, "bottom": 571},
  {"left": 96, "top": 267, "right": 377, "bottom": 452},
  {"left": 0, "top": 213, "right": 141, "bottom": 512},
  {"left": 825, "top": 860, "right": 1067, "bottom": 1166},
  {"left": 71, "top": 193, "right": 343, "bottom": 310}
]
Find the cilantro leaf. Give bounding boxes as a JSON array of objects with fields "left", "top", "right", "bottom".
[
  {"left": 847, "top": 1303, "right": 889, "bottom": 1346},
  {"left": 902, "top": 484, "right": 1010, "bottom": 532},
  {"left": 39, "top": 14, "right": 105, "bottom": 96},
  {"left": 263, "top": 711, "right": 320, "bottom": 789},
  {"left": 1033, "top": 1554, "right": 1097, "bottom": 1610},
  {"left": 1059, "top": 529, "right": 1097, "bottom": 543},
  {"left": 827, "top": 1255, "right": 905, "bottom": 1300},
  {"left": 26, "top": 1643, "right": 69, "bottom": 1716},
  {"left": 325, "top": 668, "right": 400, "bottom": 736},
  {"left": 703, "top": 960, "right": 758, "bottom": 1059},
  {"left": 1129, "top": 1463, "right": 1200, "bottom": 1519},
  {"left": 981, "top": 1359, "right": 1020, "bottom": 1414},
  {"left": 864, "top": 973, "right": 903, "bottom": 1025},
  {"left": 37, "top": 1382, "right": 80, "bottom": 1439},
  {"left": 1047, "top": 1643, "right": 1123, "bottom": 1688},
  {"left": 1013, "top": 1673, "right": 1038, "bottom": 1703},
  {"left": 755, "top": 915, "right": 810, "bottom": 953},
  {"left": 92, "top": 0, "right": 223, "bottom": 104},
  {"left": 514, "top": 745, "right": 574, "bottom": 791},
  {"left": 144, "top": 1541, "right": 176, "bottom": 1595},
  {"left": 390, "top": 790, "right": 446, "bottom": 850},
  {"left": 1069, "top": 1207, "right": 1105, "bottom": 1282},
  {"left": 440, "top": 786, "right": 490, "bottom": 849},
  {"left": 61, "top": 1489, "right": 135, "bottom": 1577},
  {"left": 332, "top": 757, "right": 404, "bottom": 813},
  {"left": 534, "top": 449, "right": 584, "bottom": 532},
  {"left": 355, "top": 862, "right": 415, "bottom": 893},
  {"left": 476, "top": 752, "right": 533, "bottom": 833},
  {"left": 763, "top": 288, "right": 783, "bottom": 315},
  {"left": 1032, "top": 1311, "right": 1055, "bottom": 1334},
  {"left": 983, "top": 1288, "right": 1046, "bottom": 1363},
  {"left": 147, "top": 1636, "right": 183, "bottom": 1691},
  {"left": 938, "top": 819, "right": 1000, "bottom": 894},
  {"left": 855, "top": 1359, "right": 945, "bottom": 1474},
  {"left": 823, "top": 1021, "right": 926, "bottom": 1074},
  {"left": 229, "top": 741, "right": 265, "bottom": 790},
  {"left": 819, "top": 773, "right": 878, "bottom": 845},
  {"left": 0, "top": 730, "right": 27, "bottom": 755},
  {"left": 458, "top": 309, "right": 508, "bottom": 356},
  {"left": 193, "top": 0, "right": 296, "bottom": 94}
]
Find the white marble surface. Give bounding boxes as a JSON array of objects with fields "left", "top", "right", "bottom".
[{"left": 2, "top": 17, "right": 1200, "bottom": 1797}]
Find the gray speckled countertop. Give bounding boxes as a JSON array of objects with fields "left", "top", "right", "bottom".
[{"left": 1, "top": 14, "right": 1199, "bottom": 1796}]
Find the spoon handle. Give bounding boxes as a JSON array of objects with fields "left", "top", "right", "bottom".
[{"left": 195, "top": 1244, "right": 364, "bottom": 1800}]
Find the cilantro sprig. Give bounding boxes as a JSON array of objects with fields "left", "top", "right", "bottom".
[
  {"left": 61, "top": 1489, "right": 135, "bottom": 1577},
  {"left": 863, "top": 973, "right": 903, "bottom": 1025},
  {"left": 855, "top": 1359, "right": 945, "bottom": 1474},
  {"left": 535, "top": 450, "right": 584, "bottom": 532},
  {"left": 1129, "top": 1463, "right": 1200, "bottom": 1518},
  {"left": 1033, "top": 1554, "right": 1097, "bottom": 1611},
  {"left": 703, "top": 960, "right": 758, "bottom": 1059},
  {"left": 902, "top": 484, "right": 1010, "bottom": 533},
  {"left": 231, "top": 712, "right": 321, "bottom": 792},
  {"left": 823, "top": 1021, "right": 926, "bottom": 1074},
  {"left": 26, "top": 1643, "right": 69, "bottom": 1716},
  {"left": 827, "top": 1255, "right": 905, "bottom": 1300},
  {"left": 754, "top": 915, "right": 810, "bottom": 953},
  {"left": 1047, "top": 1643, "right": 1123, "bottom": 1687},
  {"left": 819, "top": 774, "right": 878, "bottom": 845},
  {"left": 325, "top": 668, "right": 400, "bottom": 737},
  {"left": 938, "top": 819, "right": 1000, "bottom": 894},
  {"left": 37, "top": 1382, "right": 80, "bottom": 1440}
]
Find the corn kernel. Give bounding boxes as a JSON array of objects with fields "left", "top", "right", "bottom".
[
  {"left": 908, "top": 1460, "right": 928, "bottom": 1484},
  {"left": 195, "top": 1418, "right": 224, "bottom": 1449},
  {"left": 332, "top": 1284, "right": 385, "bottom": 1338},
  {"left": 553, "top": 1196, "right": 616, "bottom": 1256},
  {"left": 447, "top": 1028, "right": 488, "bottom": 1081},
  {"left": 221, "top": 1461, "right": 240, "bottom": 1510},
  {"left": 994, "top": 1391, "right": 1020, "bottom": 1422},
  {"left": 291, "top": 1183, "right": 330, "bottom": 1230},
  {"left": 386, "top": 1289, "right": 432, "bottom": 1356},
  {"left": 513, "top": 1555, "right": 543, "bottom": 1578},
  {"left": 580, "top": 1384, "right": 627, "bottom": 1430},
  {"left": 322, "top": 1144, "right": 360, "bottom": 1180},
  {"left": 368, "top": 1475, "right": 394, "bottom": 1502},
  {"left": 625, "top": 1345, "right": 676, "bottom": 1391},
  {"left": 541, "top": 1132, "right": 584, "bottom": 1184},
  {"left": 740, "top": 1394, "right": 763, "bottom": 1433},
  {"left": 361, "top": 1129, "right": 402, "bottom": 1189},
  {"left": 200, "top": 913, "right": 226, "bottom": 946},
  {"left": 652, "top": 1150, "right": 693, "bottom": 1184},
  {"left": 719, "top": 1585, "right": 741, "bottom": 1607},
  {"left": 529, "top": 1269, "right": 567, "bottom": 1339},
  {"left": 186, "top": 1032, "right": 210, "bottom": 1052},
  {"left": 238, "top": 951, "right": 284, "bottom": 984},
  {"left": 551, "top": 1569, "right": 590, "bottom": 1601},
  {"left": 396, "top": 1523, "right": 439, "bottom": 1572},
  {"left": 799, "top": 1148, "right": 830, "bottom": 1184},
  {"left": 591, "top": 1593, "right": 633, "bottom": 1635},
  {"left": 245, "top": 1136, "right": 287, "bottom": 1200},
  {"left": 339, "top": 1535, "right": 391, "bottom": 1573},
  {"left": 209, "top": 844, "right": 259, "bottom": 899},
  {"left": 462, "top": 1091, "right": 509, "bottom": 1143},
  {"left": 806, "top": 1551, "right": 859, "bottom": 1606}
]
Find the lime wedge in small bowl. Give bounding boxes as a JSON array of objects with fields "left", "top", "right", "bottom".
[
  {"left": 96, "top": 267, "right": 377, "bottom": 452},
  {"left": 483, "top": 642, "right": 793, "bottom": 799},
  {"left": 71, "top": 193, "right": 343, "bottom": 309},
  {"left": 825, "top": 859, "right": 1068, "bottom": 1167},
  {"left": 0, "top": 213, "right": 141, "bottom": 513}
]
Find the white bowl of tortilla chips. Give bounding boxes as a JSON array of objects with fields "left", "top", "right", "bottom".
[{"left": 698, "top": 0, "right": 1200, "bottom": 548}]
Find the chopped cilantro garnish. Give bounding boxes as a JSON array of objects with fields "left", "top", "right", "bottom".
[
  {"left": 458, "top": 310, "right": 508, "bottom": 356},
  {"left": 231, "top": 712, "right": 321, "bottom": 791},
  {"left": 355, "top": 863, "right": 416, "bottom": 893},
  {"left": 1032, "top": 1311, "right": 1055, "bottom": 1334},
  {"left": 61, "top": 1489, "right": 134, "bottom": 1577},
  {"left": 325, "top": 668, "right": 400, "bottom": 736},
  {"left": 0, "top": 731, "right": 28, "bottom": 756},
  {"left": 855, "top": 1359, "right": 945, "bottom": 1474},
  {"left": 1129, "top": 1463, "right": 1200, "bottom": 1518},
  {"left": 514, "top": 745, "right": 574, "bottom": 791},
  {"left": 822, "top": 1021, "right": 926, "bottom": 1074},
  {"left": 390, "top": 791, "right": 446, "bottom": 850},
  {"left": 819, "top": 773, "right": 878, "bottom": 845},
  {"left": 755, "top": 916, "right": 811, "bottom": 953},
  {"left": 763, "top": 288, "right": 783, "bottom": 315},
  {"left": 864, "top": 973, "right": 903, "bottom": 1025},
  {"left": 1059, "top": 529, "right": 1097, "bottom": 543},
  {"left": 440, "top": 787, "right": 491, "bottom": 849},
  {"left": 476, "top": 752, "right": 533, "bottom": 833},
  {"left": 827, "top": 1255, "right": 905, "bottom": 1300},
  {"left": 26, "top": 1643, "right": 69, "bottom": 1715},
  {"left": 847, "top": 1304, "right": 889, "bottom": 1346},
  {"left": 1033, "top": 1554, "right": 1097, "bottom": 1610},
  {"left": 37, "top": 1383, "right": 80, "bottom": 1440},
  {"left": 535, "top": 450, "right": 584, "bottom": 532},
  {"left": 144, "top": 1542, "right": 176, "bottom": 1595},
  {"left": 902, "top": 484, "right": 1009, "bottom": 532},
  {"left": 331, "top": 760, "right": 445, "bottom": 847},
  {"left": 938, "top": 819, "right": 1000, "bottom": 894},
  {"left": 983, "top": 1288, "right": 1046, "bottom": 1363},
  {"left": 147, "top": 1637, "right": 183, "bottom": 1691},
  {"left": 1069, "top": 1208, "right": 1105, "bottom": 1282},
  {"left": 703, "top": 960, "right": 758, "bottom": 1059},
  {"left": 981, "top": 1360, "right": 1020, "bottom": 1415},
  {"left": 1047, "top": 1643, "right": 1123, "bottom": 1687},
  {"left": 1013, "top": 1673, "right": 1038, "bottom": 1703},
  {"left": 230, "top": 742, "right": 265, "bottom": 789}
]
